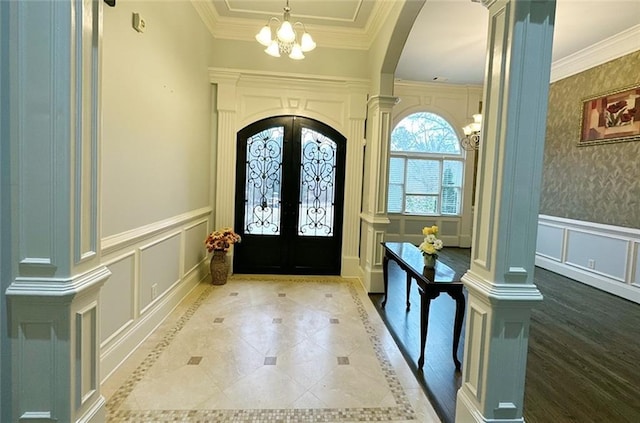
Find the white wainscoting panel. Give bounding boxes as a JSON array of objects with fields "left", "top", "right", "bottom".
[
  {"left": 536, "top": 215, "right": 640, "bottom": 304},
  {"left": 19, "top": 322, "right": 56, "bottom": 420},
  {"left": 139, "top": 233, "right": 181, "bottom": 314},
  {"left": 76, "top": 304, "right": 97, "bottom": 407},
  {"left": 634, "top": 241, "right": 640, "bottom": 287},
  {"left": 100, "top": 254, "right": 135, "bottom": 344},
  {"left": 535, "top": 222, "right": 564, "bottom": 261},
  {"left": 386, "top": 215, "right": 463, "bottom": 248},
  {"left": 99, "top": 210, "right": 211, "bottom": 383},
  {"left": 565, "top": 229, "right": 628, "bottom": 281},
  {"left": 184, "top": 219, "right": 208, "bottom": 276},
  {"left": 464, "top": 302, "right": 487, "bottom": 400}
]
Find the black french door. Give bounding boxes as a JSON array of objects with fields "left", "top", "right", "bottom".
[{"left": 233, "top": 116, "right": 346, "bottom": 275}]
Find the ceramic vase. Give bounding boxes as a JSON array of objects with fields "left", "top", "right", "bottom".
[{"left": 209, "top": 250, "right": 229, "bottom": 285}]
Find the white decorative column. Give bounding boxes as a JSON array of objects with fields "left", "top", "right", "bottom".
[
  {"left": 209, "top": 72, "right": 239, "bottom": 272},
  {"left": 456, "top": 1, "right": 556, "bottom": 422},
  {"left": 359, "top": 95, "right": 397, "bottom": 292},
  {"left": 211, "top": 72, "right": 240, "bottom": 231},
  {"left": 2, "top": 1, "right": 109, "bottom": 422},
  {"left": 342, "top": 85, "right": 368, "bottom": 277}
]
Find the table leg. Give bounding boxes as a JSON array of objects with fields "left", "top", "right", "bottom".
[
  {"left": 381, "top": 254, "right": 389, "bottom": 308},
  {"left": 451, "top": 289, "right": 466, "bottom": 372},
  {"left": 405, "top": 274, "right": 412, "bottom": 311},
  {"left": 417, "top": 290, "right": 432, "bottom": 370}
]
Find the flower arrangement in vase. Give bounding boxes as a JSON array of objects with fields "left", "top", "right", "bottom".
[
  {"left": 204, "top": 227, "right": 241, "bottom": 285},
  {"left": 205, "top": 227, "right": 241, "bottom": 253},
  {"left": 418, "top": 225, "right": 443, "bottom": 269}
]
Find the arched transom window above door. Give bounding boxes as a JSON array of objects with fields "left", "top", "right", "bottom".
[{"left": 387, "top": 112, "right": 464, "bottom": 216}]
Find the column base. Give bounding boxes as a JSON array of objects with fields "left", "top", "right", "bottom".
[
  {"left": 76, "top": 395, "right": 106, "bottom": 423},
  {"left": 361, "top": 266, "right": 384, "bottom": 293},
  {"left": 456, "top": 388, "right": 525, "bottom": 423}
]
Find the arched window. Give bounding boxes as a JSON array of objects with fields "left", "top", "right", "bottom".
[{"left": 387, "top": 112, "right": 464, "bottom": 215}]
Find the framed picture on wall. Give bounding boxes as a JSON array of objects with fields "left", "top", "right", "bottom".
[{"left": 579, "top": 84, "right": 640, "bottom": 146}]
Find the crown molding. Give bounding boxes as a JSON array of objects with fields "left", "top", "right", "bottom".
[
  {"left": 190, "top": 0, "right": 219, "bottom": 37},
  {"left": 551, "top": 24, "right": 640, "bottom": 82},
  {"left": 191, "top": 0, "right": 394, "bottom": 51}
]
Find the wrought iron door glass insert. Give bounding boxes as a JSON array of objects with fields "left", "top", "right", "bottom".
[
  {"left": 244, "top": 127, "right": 284, "bottom": 235},
  {"left": 298, "top": 128, "right": 337, "bottom": 237}
]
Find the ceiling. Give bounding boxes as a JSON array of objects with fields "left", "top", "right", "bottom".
[{"left": 209, "top": 0, "right": 640, "bottom": 85}]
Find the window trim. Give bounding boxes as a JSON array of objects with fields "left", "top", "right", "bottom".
[{"left": 387, "top": 112, "right": 465, "bottom": 217}]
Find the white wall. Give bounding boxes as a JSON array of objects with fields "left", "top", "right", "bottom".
[
  {"left": 536, "top": 215, "right": 640, "bottom": 304},
  {"left": 102, "top": 0, "right": 213, "bottom": 236},
  {"left": 99, "top": 0, "right": 215, "bottom": 382},
  {"left": 385, "top": 81, "right": 483, "bottom": 248}
]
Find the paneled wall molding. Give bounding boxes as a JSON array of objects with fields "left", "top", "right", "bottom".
[
  {"left": 536, "top": 214, "right": 640, "bottom": 304},
  {"left": 99, "top": 262, "right": 204, "bottom": 382},
  {"left": 8, "top": 267, "right": 107, "bottom": 423},
  {"left": 101, "top": 206, "right": 212, "bottom": 255},
  {"left": 538, "top": 214, "right": 640, "bottom": 238},
  {"left": 138, "top": 231, "right": 181, "bottom": 252},
  {"left": 99, "top": 210, "right": 210, "bottom": 380},
  {"left": 214, "top": 109, "right": 238, "bottom": 230},
  {"left": 209, "top": 68, "right": 368, "bottom": 278},
  {"left": 358, "top": 94, "right": 397, "bottom": 291},
  {"left": 364, "top": 95, "right": 397, "bottom": 216},
  {"left": 550, "top": 24, "right": 640, "bottom": 82},
  {"left": 6, "top": 265, "right": 111, "bottom": 298},
  {"left": 342, "top": 116, "right": 367, "bottom": 273}
]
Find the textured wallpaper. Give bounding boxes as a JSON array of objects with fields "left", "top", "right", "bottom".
[{"left": 540, "top": 51, "right": 640, "bottom": 229}]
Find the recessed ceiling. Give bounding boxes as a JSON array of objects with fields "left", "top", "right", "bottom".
[
  {"left": 211, "top": 0, "right": 375, "bottom": 28},
  {"left": 207, "top": 0, "right": 640, "bottom": 85}
]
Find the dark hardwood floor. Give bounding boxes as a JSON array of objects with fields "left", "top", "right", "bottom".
[{"left": 370, "top": 247, "right": 640, "bottom": 423}]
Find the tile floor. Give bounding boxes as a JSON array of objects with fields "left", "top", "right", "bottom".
[{"left": 102, "top": 275, "right": 441, "bottom": 422}]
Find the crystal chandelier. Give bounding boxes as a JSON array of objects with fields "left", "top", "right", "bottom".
[
  {"left": 459, "top": 113, "right": 482, "bottom": 151},
  {"left": 255, "top": 0, "right": 316, "bottom": 60}
]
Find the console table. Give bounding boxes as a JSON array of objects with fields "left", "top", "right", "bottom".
[{"left": 381, "top": 242, "right": 466, "bottom": 371}]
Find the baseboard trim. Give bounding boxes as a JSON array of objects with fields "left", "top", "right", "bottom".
[{"left": 75, "top": 395, "right": 105, "bottom": 423}]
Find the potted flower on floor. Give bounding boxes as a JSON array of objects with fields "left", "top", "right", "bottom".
[{"left": 204, "top": 227, "right": 241, "bottom": 285}]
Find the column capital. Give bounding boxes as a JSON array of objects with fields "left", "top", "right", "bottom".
[
  {"left": 479, "top": 0, "right": 498, "bottom": 9},
  {"left": 367, "top": 95, "right": 400, "bottom": 110}
]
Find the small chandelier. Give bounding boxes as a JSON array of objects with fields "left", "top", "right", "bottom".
[
  {"left": 460, "top": 113, "right": 482, "bottom": 151},
  {"left": 255, "top": 0, "right": 316, "bottom": 60}
]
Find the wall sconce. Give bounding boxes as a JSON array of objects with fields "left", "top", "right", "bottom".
[{"left": 460, "top": 113, "right": 482, "bottom": 151}]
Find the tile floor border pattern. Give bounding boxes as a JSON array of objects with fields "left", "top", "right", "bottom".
[{"left": 105, "top": 276, "right": 416, "bottom": 422}]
